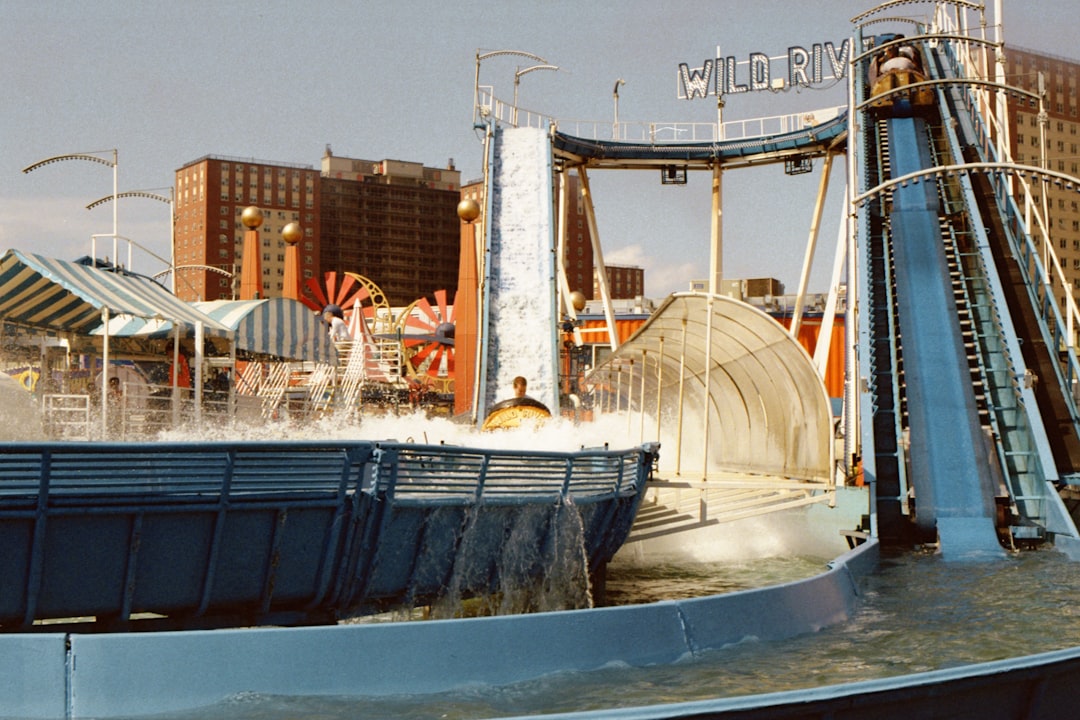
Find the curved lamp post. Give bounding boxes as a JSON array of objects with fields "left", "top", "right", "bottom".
[
  {"left": 473, "top": 49, "right": 547, "bottom": 127},
  {"left": 513, "top": 64, "right": 559, "bottom": 126},
  {"left": 613, "top": 79, "right": 626, "bottom": 139},
  {"left": 23, "top": 149, "right": 118, "bottom": 267},
  {"left": 87, "top": 188, "right": 176, "bottom": 290}
]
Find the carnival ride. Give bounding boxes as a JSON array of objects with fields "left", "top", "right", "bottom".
[
  {"left": 234, "top": 271, "right": 461, "bottom": 416},
  {"left": 852, "top": 22, "right": 1080, "bottom": 557},
  {"left": 8, "top": 1, "right": 1080, "bottom": 717},
  {"left": 301, "top": 270, "right": 396, "bottom": 338},
  {"left": 397, "top": 287, "right": 458, "bottom": 396}
]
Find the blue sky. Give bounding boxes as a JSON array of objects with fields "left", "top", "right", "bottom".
[{"left": 1, "top": 1, "right": 1073, "bottom": 298}]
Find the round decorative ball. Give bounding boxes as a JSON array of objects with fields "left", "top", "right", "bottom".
[
  {"left": 457, "top": 198, "right": 481, "bottom": 223},
  {"left": 282, "top": 222, "right": 302, "bottom": 244},
  {"left": 570, "top": 291, "right": 587, "bottom": 312},
  {"left": 241, "top": 206, "right": 264, "bottom": 229}
]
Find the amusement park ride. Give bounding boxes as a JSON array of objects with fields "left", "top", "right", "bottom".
[
  {"left": 11, "top": 1, "right": 1080, "bottom": 717},
  {"left": 291, "top": 270, "right": 460, "bottom": 411}
]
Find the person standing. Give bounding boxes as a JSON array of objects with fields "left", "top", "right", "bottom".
[{"left": 323, "top": 307, "right": 352, "bottom": 342}]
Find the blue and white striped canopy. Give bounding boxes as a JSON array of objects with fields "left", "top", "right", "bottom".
[
  {"left": 92, "top": 297, "right": 334, "bottom": 363},
  {"left": 0, "top": 249, "right": 229, "bottom": 337},
  {"left": 195, "top": 298, "right": 335, "bottom": 363}
]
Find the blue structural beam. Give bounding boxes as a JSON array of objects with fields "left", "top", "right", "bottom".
[
  {"left": 887, "top": 117, "right": 1004, "bottom": 559},
  {"left": 552, "top": 112, "right": 847, "bottom": 163}
]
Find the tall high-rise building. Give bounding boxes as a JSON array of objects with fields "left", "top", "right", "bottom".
[
  {"left": 1005, "top": 47, "right": 1080, "bottom": 313},
  {"left": 596, "top": 264, "right": 645, "bottom": 300},
  {"left": 320, "top": 150, "right": 461, "bottom": 306},
  {"left": 174, "top": 151, "right": 462, "bottom": 307},
  {"left": 561, "top": 173, "right": 599, "bottom": 299},
  {"left": 174, "top": 155, "right": 320, "bottom": 302}
]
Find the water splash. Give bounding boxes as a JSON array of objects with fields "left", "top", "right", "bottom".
[
  {"left": 0, "top": 374, "right": 46, "bottom": 440},
  {"left": 420, "top": 499, "right": 594, "bottom": 620},
  {"left": 154, "top": 406, "right": 639, "bottom": 453}
]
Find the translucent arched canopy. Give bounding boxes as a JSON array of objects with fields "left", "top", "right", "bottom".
[{"left": 584, "top": 293, "right": 833, "bottom": 482}]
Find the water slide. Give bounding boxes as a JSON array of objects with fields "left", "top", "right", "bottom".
[
  {"left": 478, "top": 125, "right": 560, "bottom": 416},
  {"left": 884, "top": 114, "right": 1005, "bottom": 558},
  {"left": 858, "top": 33, "right": 1080, "bottom": 558}
]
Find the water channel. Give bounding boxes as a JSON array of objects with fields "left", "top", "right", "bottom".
[{"left": 131, "top": 536, "right": 1080, "bottom": 719}]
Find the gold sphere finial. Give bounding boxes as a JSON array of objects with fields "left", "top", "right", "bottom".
[
  {"left": 457, "top": 198, "right": 481, "bottom": 223},
  {"left": 282, "top": 222, "right": 302, "bottom": 244},
  {"left": 241, "top": 206, "right": 264, "bottom": 229},
  {"left": 570, "top": 291, "right": 587, "bottom": 312}
]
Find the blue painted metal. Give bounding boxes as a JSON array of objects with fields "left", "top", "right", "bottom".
[
  {"left": 854, "top": 29, "right": 1080, "bottom": 552},
  {"left": 0, "top": 634, "right": 67, "bottom": 718},
  {"left": 927, "top": 70, "right": 1076, "bottom": 540},
  {"left": 0, "top": 440, "right": 657, "bottom": 629},
  {"left": 552, "top": 112, "right": 847, "bottom": 163},
  {"left": 55, "top": 540, "right": 877, "bottom": 718},
  {"left": 886, "top": 116, "right": 1004, "bottom": 558}
]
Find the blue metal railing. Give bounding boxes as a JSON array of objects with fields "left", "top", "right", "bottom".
[{"left": 0, "top": 440, "right": 658, "bottom": 629}]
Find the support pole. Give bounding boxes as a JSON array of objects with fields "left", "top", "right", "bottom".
[
  {"left": 578, "top": 168, "right": 619, "bottom": 351},
  {"left": 815, "top": 200, "right": 849, "bottom": 377},
  {"left": 675, "top": 319, "right": 687, "bottom": 476},
  {"left": 708, "top": 163, "right": 723, "bottom": 295},
  {"left": 655, "top": 335, "right": 664, "bottom": 443},
  {"left": 638, "top": 349, "right": 648, "bottom": 442},
  {"left": 791, "top": 152, "right": 834, "bottom": 339},
  {"left": 702, "top": 297, "right": 714, "bottom": 480},
  {"left": 194, "top": 321, "right": 204, "bottom": 426},
  {"left": 101, "top": 306, "right": 110, "bottom": 437},
  {"left": 555, "top": 172, "right": 575, "bottom": 318},
  {"left": 172, "top": 330, "right": 181, "bottom": 427}
]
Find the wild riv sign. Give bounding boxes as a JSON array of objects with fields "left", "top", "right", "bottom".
[{"left": 678, "top": 39, "right": 851, "bottom": 99}]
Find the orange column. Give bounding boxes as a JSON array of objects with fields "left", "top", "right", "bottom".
[
  {"left": 282, "top": 222, "right": 302, "bottom": 301},
  {"left": 454, "top": 199, "right": 480, "bottom": 417},
  {"left": 239, "top": 206, "right": 263, "bottom": 300}
]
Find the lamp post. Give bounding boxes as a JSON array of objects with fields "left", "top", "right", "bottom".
[
  {"left": 613, "top": 79, "right": 626, "bottom": 139},
  {"left": 87, "top": 188, "right": 175, "bottom": 289},
  {"left": 473, "top": 49, "right": 547, "bottom": 127},
  {"left": 513, "top": 64, "right": 559, "bottom": 126},
  {"left": 23, "top": 149, "right": 118, "bottom": 267}
]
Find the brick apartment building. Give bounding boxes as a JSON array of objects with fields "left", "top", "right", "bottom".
[
  {"left": 1005, "top": 47, "right": 1080, "bottom": 315},
  {"left": 173, "top": 150, "right": 461, "bottom": 306}
]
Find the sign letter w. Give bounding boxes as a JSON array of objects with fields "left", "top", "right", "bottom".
[{"left": 678, "top": 61, "right": 713, "bottom": 100}]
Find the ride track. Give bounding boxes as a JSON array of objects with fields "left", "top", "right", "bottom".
[{"left": 551, "top": 110, "right": 847, "bottom": 170}]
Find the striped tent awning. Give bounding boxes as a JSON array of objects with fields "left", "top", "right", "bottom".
[
  {"left": 0, "top": 249, "right": 230, "bottom": 337},
  {"left": 195, "top": 298, "right": 335, "bottom": 363},
  {"left": 88, "top": 297, "right": 334, "bottom": 363}
]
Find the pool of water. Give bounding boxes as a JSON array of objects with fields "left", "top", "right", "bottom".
[{"left": 143, "top": 548, "right": 1080, "bottom": 719}]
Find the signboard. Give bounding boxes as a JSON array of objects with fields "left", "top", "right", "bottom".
[{"left": 678, "top": 39, "right": 850, "bottom": 99}]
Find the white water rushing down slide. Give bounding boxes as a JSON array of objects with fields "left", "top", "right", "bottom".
[{"left": 481, "top": 126, "right": 560, "bottom": 414}]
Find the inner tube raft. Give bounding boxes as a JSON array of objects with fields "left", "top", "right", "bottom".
[{"left": 481, "top": 397, "right": 552, "bottom": 430}]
